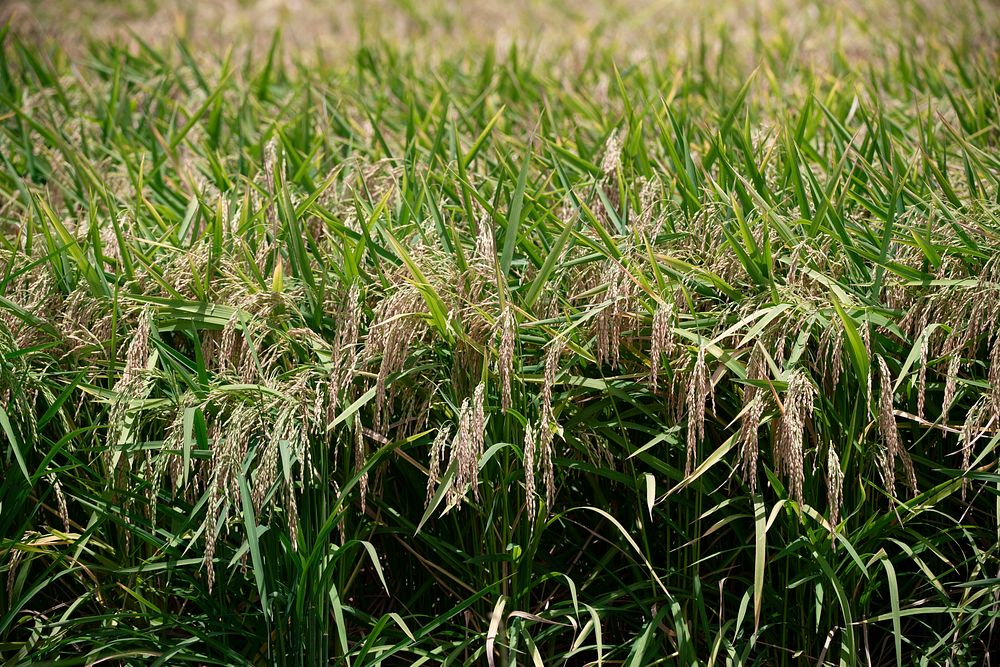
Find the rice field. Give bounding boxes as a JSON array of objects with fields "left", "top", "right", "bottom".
[{"left": 2, "top": 0, "right": 1000, "bottom": 664}]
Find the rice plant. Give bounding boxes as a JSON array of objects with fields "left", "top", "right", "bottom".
[{"left": 2, "top": 0, "right": 999, "bottom": 664}]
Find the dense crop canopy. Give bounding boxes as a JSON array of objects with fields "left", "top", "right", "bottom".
[{"left": 2, "top": 1, "right": 999, "bottom": 664}]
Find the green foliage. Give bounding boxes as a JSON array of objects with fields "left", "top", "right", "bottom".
[{"left": 1, "top": 4, "right": 1000, "bottom": 665}]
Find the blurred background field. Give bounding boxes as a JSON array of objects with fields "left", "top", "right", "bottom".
[{"left": 5, "top": 0, "right": 999, "bottom": 67}]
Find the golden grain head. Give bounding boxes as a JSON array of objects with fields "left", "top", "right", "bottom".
[
  {"left": 876, "top": 356, "right": 917, "bottom": 497},
  {"left": 775, "top": 369, "right": 815, "bottom": 506},
  {"left": 649, "top": 299, "right": 675, "bottom": 392},
  {"left": 425, "top": 424, "right": 451, "bottom": 508},
  {"left": 826, "top": 444, "right": 844, "bottom": 540},
  {"left": 685, "top": 346, "right": 712, "bottom": 475},
  {"left": 941, "top": 353, "right": 961, "bottom": 427},
  {"left": 738, "top": 345, "right": 767, "bottom": 492},
  {"left": 600, "top": 128, "right": 622, "bottom": 179},
  {"left": 354, "top": 412, "right": 368, "bottom": 513},
  {"left": 498, "top": 305, "right": 516, "bottom": 412},
  {"left": 523, "top": 422, "right": 538, "bottom": 524}
]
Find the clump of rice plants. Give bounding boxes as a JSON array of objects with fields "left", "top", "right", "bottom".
[{"left": 2, "top": 1, "right": 1000, "bottom": 664}]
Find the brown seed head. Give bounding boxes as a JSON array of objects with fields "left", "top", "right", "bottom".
[
  {"left": 542, "top": 337, "right": 564, "bottom": 422},
  {"left": 960, "top": 396, "right": 991, "bottom": 500},
  {"left": 685, "top": 346, "right": 713, "bottom": 475},
  {"left": 826, "top": 444, "right": 844, "bottom": 543},
  {"left": 941, "top": 354, "right": 961, "bottom": 427},
  {"left": 738, "top": 345, "right": 767, "bottom": 492},
  {"left": 601, "top": 128, "right": 622, "bottom": 178},
  {"left": 354, "top": 413, "right": 368, "bottom": 513},
  {"left": 876, "top": 356, "right": 917, "bottom": 497},
  {"left": 917, "top": 317, "right": 931, "bottom": 420},
  {"left": 369, "top": 286, "right": 426, "bottom": 435},
  {"left": 474, "top": 213, "right": 497, "bottom": 268},
  {"left": 445, "top": 384, "right": 487, "bottom": 508},
  {"left": 775, "top": 369, "right": 815, "bottom": 506},
  {"left": 425, "top": 425, "right": 451, "bottom": 508},
  {"left": 107, "top": 307, "right": 153, "bottom": 472},
  {"left": 649, "top": 300, "right": 675, "bottom": 392},
  {"left": 498, "top": 305, "right": 516, "bottom": 412},
  {"left": 539, "top": 411, "right": 556, "bottom": 512},
  {"left": 523, "top": 422, "right": 538, "bottom": 524}
]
